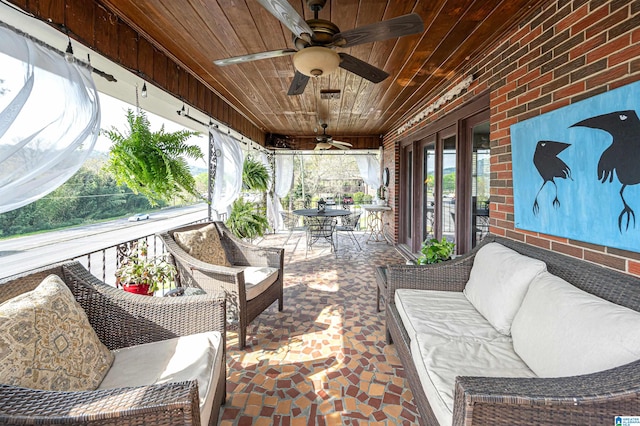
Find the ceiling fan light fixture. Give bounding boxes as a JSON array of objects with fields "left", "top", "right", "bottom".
[{"left": 293, "top": 47, "right": 340, "bottom": 77}]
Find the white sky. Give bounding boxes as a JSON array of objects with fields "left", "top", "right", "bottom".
[{"left": 96, "top": 92, "right": 209, "bottom": 168}]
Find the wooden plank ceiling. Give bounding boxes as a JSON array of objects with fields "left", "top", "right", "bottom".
[{"left": 94, "top": 0, "right": 546, "bottom": 147}]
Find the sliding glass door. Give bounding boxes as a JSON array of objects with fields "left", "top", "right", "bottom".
[
  {"left": 398, "top": 95, "right": 490, "bottom": 255},
  {"left": 417, "top": 130, "right": 456, "bottom": 248}
]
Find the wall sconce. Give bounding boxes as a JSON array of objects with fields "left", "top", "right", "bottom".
[
  {"left": 141, "top": 82, "right": 148, "bottom": 98},
  {"left": 177, "top": 104, "right": 185, "bottom": 116}
]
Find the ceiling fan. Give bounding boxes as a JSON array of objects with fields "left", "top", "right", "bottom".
[
  {"left": 314, "top": 123, "right": 352, "bottom": 150},
  {"left": 214, "top": 0, "right": 424, "bottom": 96}
]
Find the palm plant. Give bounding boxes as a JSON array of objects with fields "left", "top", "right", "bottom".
[{"left": 103, "top": 109, "right": 203, "bottom": 206}]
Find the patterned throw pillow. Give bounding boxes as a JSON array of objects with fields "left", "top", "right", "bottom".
[
  {"left": 173, "top": 223, "right": 232, "bottom": 267},
  {"left": 0, "top": 275, "right": 114, "bottom": 391}
]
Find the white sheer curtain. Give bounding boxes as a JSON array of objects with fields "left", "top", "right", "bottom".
[
  {"left": 268, "top": 154, "right": 294, "bottom": 230},
  {"left": 0, "top": 26, "right": 100, "bottom": 214},
  {"left": 257, "top": 151, "right": 272, "bottom": 190},
  {"left": 257, "top": 151, "right": 278, "bottom": 230},
  {"left": 355, "top": 155, "right": 381, "bottom": 191},
  {"left": 210, "top": 128, "right": 243, "bottom": 218}
]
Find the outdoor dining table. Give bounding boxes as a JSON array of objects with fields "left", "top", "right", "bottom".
[
  {"left": 292, "top": 209, "right": 352, "bottom": 219},
  {"left": 293, "top": 209, "right": 351, "bottom": 254}
]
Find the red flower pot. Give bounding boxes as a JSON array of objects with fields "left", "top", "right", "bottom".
[{"left": 122, "top": 283, "right": 152, "bottom": 296}]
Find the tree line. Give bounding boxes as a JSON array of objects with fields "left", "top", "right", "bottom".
[{"left": 0, "top": 158, "right": 163, "bottom": 238}]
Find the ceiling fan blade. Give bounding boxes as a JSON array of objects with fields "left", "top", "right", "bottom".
[
  {"left": 330, "top": 141, "right": 350, "bottom": 150},
  {"left": 331, "top": 140, "right": 353, "bottom": 147},
  {"left": 255, "top": 0, "right": 314, "bottom": 41},
  {"left": 338, "top": 53, "right": 389, "bottom": 83},
  {"left": 287, "top": 71, "right": 310, "bottom": 95},
  {"left": 333, "top": 13, "right": 424, "bottom": 48},
  {"left": 214, "top": 49, "right": 296, "bottom": 66}
]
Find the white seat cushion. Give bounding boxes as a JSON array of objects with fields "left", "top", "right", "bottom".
[
  {"left": 234, "top": 266, "right": 279, "bottom": 300},
  {"left": 512, "top": 271, "right": 640, "bottom": 378},
  {"left": 98, "top": 331, "right": 223, "bottom": 426},
  {"left": 411, "top": 336, "right": 536, "bottom": 426},
  {"left": 463, "top": 243, "right": 547, "bottom": 335},
  {"left": 395, "top": 289, "right": 509, "bottom": 343}
]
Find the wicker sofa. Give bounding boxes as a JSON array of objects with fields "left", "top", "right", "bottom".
[
  {"left": 386, "top": 235, "right": 640, "bottom": 426},
  {"left": 0, "top": 262, "right": 226, "bottom": 426}
]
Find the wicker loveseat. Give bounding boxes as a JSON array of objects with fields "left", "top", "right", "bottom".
[
  {"left": 159, "top": 221, "right": 284, "bottom": 349},
  {"left": 0, "top": 262, "right": 226, "bottom": 426},
  {"left": 386, "top": 235, "right": 640, "bottom": 425}
]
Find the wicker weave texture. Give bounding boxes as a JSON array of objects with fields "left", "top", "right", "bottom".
[
  {"left": 159, "top": 221, "right": 284, "bottom": 349},
  {"left": 0, "top": 262, "right": 227, "bottom": 426},
  {"left": 386, "top": 235, "right": 640, "bottom": 426}
]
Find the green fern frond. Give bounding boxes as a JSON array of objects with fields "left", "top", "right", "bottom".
[{"left": 102, "top": 109, "right": 203, "bottom": 205}]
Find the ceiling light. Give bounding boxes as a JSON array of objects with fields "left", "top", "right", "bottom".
[
  {"left": 141, "top": 82, "right": 148, "bottom": 98},
  {"left": 292, "top": 47, "right": 340, "bottom": 77}
]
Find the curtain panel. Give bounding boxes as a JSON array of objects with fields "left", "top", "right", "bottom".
[
  {"left": 0, "top": 25, "right": 100, "bottom": 214},
  {"left": 269, "top": 154, "right": 294, "bottom": 230},
  {"left": 210, "top": 128, "right": 243, "bottom": 217},
  {"left": 355, "top": 155, "right": 381, "bottom": 191}
]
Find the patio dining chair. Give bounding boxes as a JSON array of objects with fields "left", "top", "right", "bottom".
[
  {"left": 280, "top": 211, "right": 307, "bottom": 246},
  {"left": 305, "top": 216, "right": 337, "bottom": 257},
  {"left": 335, "top": 211, "right": 363, "bottom": 252}
]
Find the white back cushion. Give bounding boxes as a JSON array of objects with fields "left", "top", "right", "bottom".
[
  {"left": 512, "top": 271, "right": 640, "bottom": 377},
  {"left": 463, "top": 243, "right": 546, "bottom": 335}
]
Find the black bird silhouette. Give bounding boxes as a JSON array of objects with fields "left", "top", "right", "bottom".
[
  {"left": 532, "top": 140, "right": 572, "bottom": 215},
  {"left": 571, "top": 110, "right": 640, "bottom": 231}
]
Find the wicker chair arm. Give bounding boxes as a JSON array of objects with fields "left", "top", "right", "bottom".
[
  {"left": 224, "top": 239, "right": 284, "bottom": 268},
  {"left": 453, "top": 360, "right": 640, "bottom": 425},
  {"left": 0, "top": 381, "right": 201, "bottom": 425},
  {"left": 386, "top": 253, "right": 476, "bottom": 300},
  {"left": 216, "top": 223, "right": 284, "bottom": 268},
  {"left": 62, "top": 262, "right": 226, "bottom": 350}
]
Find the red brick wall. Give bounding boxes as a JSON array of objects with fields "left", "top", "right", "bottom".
[{"left": 385, "top": 0, "right": 640, "bottom": 275}]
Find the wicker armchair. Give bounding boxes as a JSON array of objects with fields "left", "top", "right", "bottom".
[
  {"left": 159, "top": 221, "right": 284, "bottom": 349},
  {"left": 0, "top": 261, "right": 226, "bottom": 426},
  {"left": 385, "top": 235, "right": 640, "bottom": 425}
]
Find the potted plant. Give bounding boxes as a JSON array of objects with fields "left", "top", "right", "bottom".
[
  {"left": 377, "top": 185, "right": 387, "bottom": 205},
  {"left": 115, "top": 241, "right": 177, "bottom": 295},
  {"left": 415, "top": 237, "right": 455, "bottom": 265}
]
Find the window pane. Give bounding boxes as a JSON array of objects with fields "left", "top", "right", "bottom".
[
  {"left": 423, "top": 144, "right": 435, "bottom": 241},
  {"left": 472, "top": 122, "right": 490, "bottom": 247},
  {"left": 441, "top": 136, "right": 456, "bottom": 243}
]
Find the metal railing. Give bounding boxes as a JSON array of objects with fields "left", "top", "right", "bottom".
[{"left": 68, "top": 218, "right": 208, "bottom": 295}]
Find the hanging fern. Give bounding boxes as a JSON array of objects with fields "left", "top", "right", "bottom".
[
  {"left": 103, "top": 109, "right": 203, "bottom": 206},
  {"left": 226, "top": 197, "right": 270, "bottom": 241},
  {"left": 242, "top": 155, "right": 270, "bottom": 192}
]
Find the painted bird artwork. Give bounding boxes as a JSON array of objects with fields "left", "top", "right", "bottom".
[
  {"left": 571, "top": 110, "right": 640, "bottom": 232},
  {"left": 532, "top": 140, "right": 573, "bottom": 215}
]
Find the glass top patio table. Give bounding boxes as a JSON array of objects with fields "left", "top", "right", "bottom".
[{"left": 292, "top": 209, "right": 352, "bottom": 218}]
